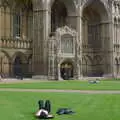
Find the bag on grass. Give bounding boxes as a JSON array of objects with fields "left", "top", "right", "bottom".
[{"left": 56, "top": 108, "right": 75, "bottom": 115}]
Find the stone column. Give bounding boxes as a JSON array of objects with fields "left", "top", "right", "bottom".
[
  {"left": 32, "top": 0, "right": 49, "bottom": 79},
  {"left": 9, "top": 61, "right": 13, "bottom": 77},
  {"left": 5, "top": 7, "right": 11, "bottom": 38},
  {"left": 58, "top": 63, "right": 62, "bottom": 80},
  {"left": 108, "top": 21, "right": 114, "bottom": 77},
  {"left": 85, "top": 20, "right": 88, "bottom": 45},
  {"left": 48, "top": 37, "right": 56, "bottom": 80},
  {"left": 115, "top": 22, "right": 117, "bottom": 45},
  {"left": 101, "top": 23, "right": 107, "bottom": 75},
  {"left": 76, "top": 6, "right": 83, "bottom": 79},
  {"left": 102, "top": 21, "right": 114, "bottom": 76},
  {"left": 0, "top": 6, "right": 2, "bottom": 39},
  {"left": 113, "top": 20, "right": 116, "bottom": 76},
  {"left": 1, "top": 6, "right": 4, "bottom": 38}
]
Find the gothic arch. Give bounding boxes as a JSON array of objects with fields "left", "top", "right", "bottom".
[
  {"left": 59, "top": 58, "right": 74, "bottom": 80},
  {"left": 51, "top": 0, "right": 68, "bottom": 32},
  {"left": 93, "top": 55, "right": 102, "bottom": 65},
  {"left": 12, "top": 52, "right": 27, "bottom": 63},
  {"left": 1, "top": 50, "right": 11, "bottom": 61},
  {"left": 0, "top": 51, "right": 10, "bottom": 77},
  {"left": 12, "top": 52, "right": 28, "bottom": 77},
  {"left": 59, "top": 58, "right": 74, "bottom": 66},
  {"left": 82, "top": 0, "right": 111, "bottom": 77},
  {"left": 50, "top": 0, "right": 77, "bottom": 31},
  {"left": 50, "top": 0, "right": 76, "bottom": 15},
  {"left": 86, "top": 55, "right": 93, "bottom": 65},
  {"left": 82, "top": 0, "right": 110, "bottom": 20}
]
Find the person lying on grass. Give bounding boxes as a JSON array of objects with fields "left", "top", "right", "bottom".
[
  {"left": 35, "top": 109, "right": 54, "bottom": 119},
  {"left": 35, "top": 100, "right": 54, "bottom": 119}
]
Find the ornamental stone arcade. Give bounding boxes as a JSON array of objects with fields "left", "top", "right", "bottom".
[{"left": 0, "top": 0, "right": 120, "bottom": 80}]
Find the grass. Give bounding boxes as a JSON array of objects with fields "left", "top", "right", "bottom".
[
  {"left": 1, "top": 80, "right": 120, "bottom": 90},
  {"left": 0, "top": 91, "right": 120, "bottom": 120}
]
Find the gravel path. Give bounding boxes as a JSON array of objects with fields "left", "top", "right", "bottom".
[{"left": 0, "top": 88, "right": 120, "bottom": 94}]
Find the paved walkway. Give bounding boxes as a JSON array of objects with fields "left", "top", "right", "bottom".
[
  {"left": 0, "top": 88, "right": 120, "bottom": 94},
  {"left": 0, "top": 78, "right": 47, "bottom": 84}
]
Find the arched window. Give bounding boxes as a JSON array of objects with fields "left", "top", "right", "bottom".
[
  {"left": 51, "top": 0, "right": 67, "bottom": 32},
  {"left": 13, "top": 0, "right": 33, "bottom": 40},
  {"left": 13, "top": 12, "right": 21, "bottom": 38}
]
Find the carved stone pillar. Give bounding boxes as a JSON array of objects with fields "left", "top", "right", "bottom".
[
  {"left": 84, "top": 20, "right": 88, "bottom": 45},
  {"left": 108, "top": 22, "right": 114, "bottom": 77},
  {"left": 109, "top": 21, "right": 114, "bottom": 76},
  {"left": 48, "top": 36, "right": 56, "bottom": 80},
  {"left": 113, "top": 19, "right": 116, "bottom": 76},
  {"left": 102, "top": 22, "right": 113, "bottom": 76},
  {"left": 76, "top": 6, "right": 83, "bottom": 79},
  {"left": 32, "top": 0, "right": 49, "bottom": 78}
]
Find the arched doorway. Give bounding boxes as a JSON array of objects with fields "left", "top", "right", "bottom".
[
  {"left": 13, "top": 53, "right": 28, "bottom": 78},
  {"left": 13, "top": 56, "right": 22, "bottom": 78},
  {"left": 60, "top": 61, "right": 73, "bottom": 80},
  {"left": 82, "top": 0, "right": 109, "bottom": 76}
]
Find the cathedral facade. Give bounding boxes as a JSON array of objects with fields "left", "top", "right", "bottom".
[{"left": 0, "top": 0, "right": 119, "bottom": 80}]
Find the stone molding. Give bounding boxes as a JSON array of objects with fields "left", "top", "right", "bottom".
[{"left": 56, "top": 25, "right": 77, "bottom": 36}]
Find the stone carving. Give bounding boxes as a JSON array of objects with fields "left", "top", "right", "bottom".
[
  {"left": 56, "top": 25, "right": 77, "bottom": 36},
  {"left": 61, "top": 34, "right": 73, "bottom": 54}
]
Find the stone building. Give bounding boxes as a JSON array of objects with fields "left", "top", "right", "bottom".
[{"left": 0, "top": 0, "right": 119, "bottom": 80}]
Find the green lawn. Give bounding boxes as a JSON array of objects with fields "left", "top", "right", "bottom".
[
  {"left": 0, "top": 91, "right": 120, "bottom": 120},
  {"left": 1, "top": 80, "right": 120, "bottom": 90}
]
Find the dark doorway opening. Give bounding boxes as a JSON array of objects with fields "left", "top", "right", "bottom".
[
  {"left": 13, "top": 56, "right": 23, "bottom": 79},
  {"left": 60, "top": 62, "right": 73, "bottom": 80}
]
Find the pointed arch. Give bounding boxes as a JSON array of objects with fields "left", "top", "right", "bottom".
[
  {"left": 0, "top": 51, "right": 10, "bottom": 77},
  {"left": 12, "top": 51, "right": 27, "bottom": 63},
  {"left": 50, "top": 0, "right": 76, "bottom": 15},
  {"left": 12, "top": 52, "right": 28, "bottom": 78},
  {"left": 60, "top": 59, "right": 74, "bottom": 80},
  {"left": 51, "top": 0, "right": 68, "bottom": 32},
  {"left": 82, "top": 0, "right": 110, "bottom": 20},
  {"left": 50, "top": 0, "right": 77, "bottom": 31},
  {"left": 93, "top": 55, "right": 103, "bottom": 65}
]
